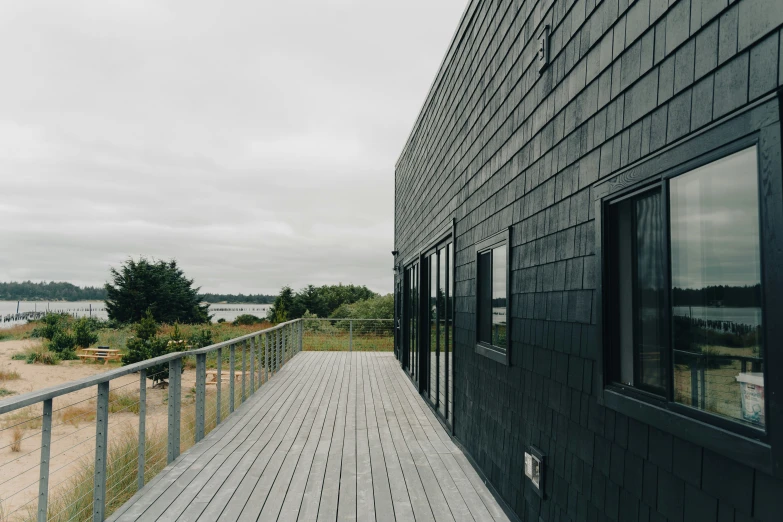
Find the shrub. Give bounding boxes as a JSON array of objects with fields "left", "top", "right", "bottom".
[
  {"left": 11, "top": 426, "right": 22, "bottom": 451},
  {"left": 49, "top": 330, "right": 77, "bottom": 359},
  {"left": 233, "top": 314, "right": 263, "bottom": 326},
  {"left": 10, "top": 353, "right": 26, "bottom": 361},
  {"left": 33, "top": 313, "right": 70, "bottom": 341},
  {"left": 217, "top": 318, "right": 226, "bottom": 323},
  {"left": 189, "top": 328, "right": 213, "bottom": 348},
  {"left": 123, "top": 310, "right": 178, "bottom": 386},
  {"left": 27, "top": 350, "right": 59, "bottom": 365},
  {"left": 73, "top": 317, "right": 99, "bottom": 348},
  {"left": 0, "top": 369, "right": 20, "bottom": 381},
  {"left": 0, "top": 388, "right": 15, "bottom": 397}
]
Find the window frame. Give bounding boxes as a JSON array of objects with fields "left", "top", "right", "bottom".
[
  {"left": 594, "top": 95, "right": 783, "bottom": 478},
  {"left": 474, "top": 227, "right": 511, "bottom": 365}
]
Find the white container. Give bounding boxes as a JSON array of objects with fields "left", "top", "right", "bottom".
[{"left": 735, "top": 372, "right": 765, "bottom": 426}]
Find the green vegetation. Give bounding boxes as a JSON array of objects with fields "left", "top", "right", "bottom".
[
  {"left": 105, "top": 257, "right": 210, "bottom": 324},
  {"left": 233, "top": 314, "right": 264, "bottom": 326},
  {"left": 29, "top": 313, "right": 103, "bottom": 360},
  {"left": 122, "top": 311, "right": 176, "bottom": 386},
  {"left": 26, "top": 349, "right": 60, "bottom": 365},
  {"left": 266, "top": 284, "right": 378, "bottom": 322},
  {"left": 73, "top": 317, "right": 99, "bottom": 348},
  {"left": 0, "top": 388, "right": 15, "bottom": 397},
  {"left": 0, "top": 280, "right": 106, "bottom": 301},
  {"left": 330, "top": 294, "right": 393, "bottom": 320}
]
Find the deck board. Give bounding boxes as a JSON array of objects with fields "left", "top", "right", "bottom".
[{"left": 107, "top": 352, "right": 511, "bottom": 522}]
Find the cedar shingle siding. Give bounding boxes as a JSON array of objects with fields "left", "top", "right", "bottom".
[{"left": 394, "top": 0, "right": 783, "bottom": 520}]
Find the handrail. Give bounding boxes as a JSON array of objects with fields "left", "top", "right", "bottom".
[
  {"left": 0, "top": 318, "right": 302, "bottom": 415},
  {"left": 0, "top": 316, "right": 395, "bottom": 521},
  {"left": 0, "top": 317, "right": 306, "bottom": 522}
]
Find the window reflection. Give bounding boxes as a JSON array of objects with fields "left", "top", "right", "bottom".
[
  {"left": 492, "top": 245, "right": 507, "bottom": 349},
  {"left": 670, "top": 147, "right": 764, "bottom": 429}
]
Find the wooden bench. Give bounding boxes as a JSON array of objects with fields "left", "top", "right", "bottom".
[
  {"left": 78, "top": 347, "right": 122, "bottom": 364},
  {"left": 205, "top": 370, "right": 246, "bottom": 385}
]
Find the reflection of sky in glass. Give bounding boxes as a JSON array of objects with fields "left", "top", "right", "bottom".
[
  {"left": 670, "top": 148, "right": 761, "bottom": 289},
  {"left": 492, "top": 245, "right": 506, "bottom": 325}
]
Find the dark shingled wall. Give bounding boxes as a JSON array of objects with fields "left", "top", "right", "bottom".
[{"left": 395, "top": 0, "right": 783, "bottom": 520}]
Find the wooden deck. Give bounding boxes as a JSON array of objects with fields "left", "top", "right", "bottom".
[{"left": 108, "top": 352, "right": 510, "bottom": 522}]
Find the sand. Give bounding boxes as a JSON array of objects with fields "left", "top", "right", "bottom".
[{"left": 0, "top": 340, "right": 194, "bottom": 519}]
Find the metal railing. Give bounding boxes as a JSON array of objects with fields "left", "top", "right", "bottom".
[
  {"left": 673, "top": 349, "right": 764, "bottom": 423},
  {"left": 0, "top": 319, "right": 304, "bottom": 522},
  {"left": 301, "top": 318, "right": 393, "bottom": 352}
]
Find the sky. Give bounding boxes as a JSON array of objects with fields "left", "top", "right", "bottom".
[
  {"left": 0, "top": 0, "right": 467, "bottom": 296},
  {"left": 670, "top": 147, "right": 761, "bottom": 290}
]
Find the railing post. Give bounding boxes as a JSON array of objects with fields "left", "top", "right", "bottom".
[
  {"left": 690, "top": 361, "right": 699, "bottom": 407},
  {"left": 257, "top": 335, "right": 262, "bottom": 386},
  {"left": 137, "top": 369, "right": 146, "bottom": 490},
  {"left": 275, "top": 329, "right": 281, "bottom": 372},
  {"left": 94, "top": 381, "right": 110, "bottom": 521},
  {"left": 299, "top": 320, "right": 303, "bottom": 353},
  {"left": 167, "top": 358, "right": 182, "bottom": 464},
  {"left": 229, "top": 344, "right": 236, "bottom": 413},
  {"left": 241, "top": 340, "right": 247, "bottom": 403},
  {"left": 350, "top": 320, "right": 353, "bottom": 352},
  {"left": 195, "top": 353, "right": 206, "bottom": 443},
  {"left": 37, "top": 398, "right": 52, "bottom": 522},
  {"left": 283, "top": 325, "right": 287, "bottom": 363},
  {"left": 250, "top": 336, "right": 256, "bottom": 393},
  {"left": 264, "top": 333, "right": 269, "bottom": 383},
  {"left": 216, "top": 347, "right": 222, "bottom": 425}
]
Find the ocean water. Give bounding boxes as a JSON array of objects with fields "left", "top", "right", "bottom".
[{"left": 672, "top": 306, "right": 762, "bottom": 327}]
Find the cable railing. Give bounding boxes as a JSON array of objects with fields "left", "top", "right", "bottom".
[
  {"left": 301, "top": 318, "right": 393, "bottom": 352},
  {"left": 0, "top": 318, "right": 304, "bottom": 522}
]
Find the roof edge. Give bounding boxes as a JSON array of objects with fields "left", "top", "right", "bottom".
[{"left": 394, "top": 0, "right": 481, "bottom": 170}]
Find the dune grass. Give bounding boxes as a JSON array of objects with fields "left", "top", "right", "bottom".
[
  {"left": 13, "top": 378, "right": 243, "bottom": 521},
  {"left": 0, "top": 370, "right": 20, "bottom": 382}
]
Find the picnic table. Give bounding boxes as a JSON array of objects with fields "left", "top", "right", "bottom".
[
  {"left": 78, "top": 347, "right": 122, "bottom": 364},
  {"left": 205, "top": 370, "right": 247, "bottom": 385}
]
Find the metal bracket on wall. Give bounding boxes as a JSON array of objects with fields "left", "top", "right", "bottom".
[{"left": 537, "top": 26, "right": 550, "bottom": 74}]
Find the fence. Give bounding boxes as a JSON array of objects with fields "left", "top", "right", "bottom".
[
  {"left": 301, "top": 319, "right": 393, "bottom": 352},
  {"left": 0, "top": 319, "right": 304, "bottom": 522}
]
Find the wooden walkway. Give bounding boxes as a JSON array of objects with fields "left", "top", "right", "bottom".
[{"left": 108, "top": 352, "right": 510, "bottom": 522}]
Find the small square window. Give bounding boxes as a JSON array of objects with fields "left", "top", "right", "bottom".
[{"left": 475, "top": 229, "right": 510, "bottom": 364}]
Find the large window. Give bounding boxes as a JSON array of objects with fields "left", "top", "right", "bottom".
[
  {"left": 605, "top": 147, "right": 765, "bottom": 432},
  {"left": 475, "top": 229, "right": 510, "bottom": 364}
]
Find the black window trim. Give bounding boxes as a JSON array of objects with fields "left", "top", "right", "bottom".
[
  {"left": 474, "top": 226, "right": 511, "bottom": 366},
  {"left": 594, "top": 93, "right": 783, "bottom": 478}
]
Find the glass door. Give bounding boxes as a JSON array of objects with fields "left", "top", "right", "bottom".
[
  {"left": 403, "top": 263, "right": 419, "bottom": 381},
  {"left": 423, "top": 241, "right": 454, "bottom": 428}
]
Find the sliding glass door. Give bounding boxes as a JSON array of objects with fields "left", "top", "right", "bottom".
[
  {"left": 423, "top": 240, "right": 454, "bottom": 428},
  {"left": 403, "top": 263, "right": 419, "bottom": 382}
]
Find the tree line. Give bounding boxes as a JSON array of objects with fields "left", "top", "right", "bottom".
[
  {"left": 266, "top": 284, "right": 390, "bottom": 322},
  {"left": 1, "top": 280, "right": 274, "bottom": 304},
  {"left": 199, "top": 292, "right": 276, "bottom": 304},
  {"left": 672, "top": 284, "right": 761, "bottom": 307},
  {"left": 0, "top": 281, "right": 107, "bottom": 301}
]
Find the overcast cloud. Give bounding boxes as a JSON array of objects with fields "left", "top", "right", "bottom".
[{"left": 0, "top": 0, "right": 466, "bottom": 295}]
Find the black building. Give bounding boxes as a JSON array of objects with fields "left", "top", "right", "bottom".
[{"left": 393, "top": 0, "right": 783, "bottom": 520}]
